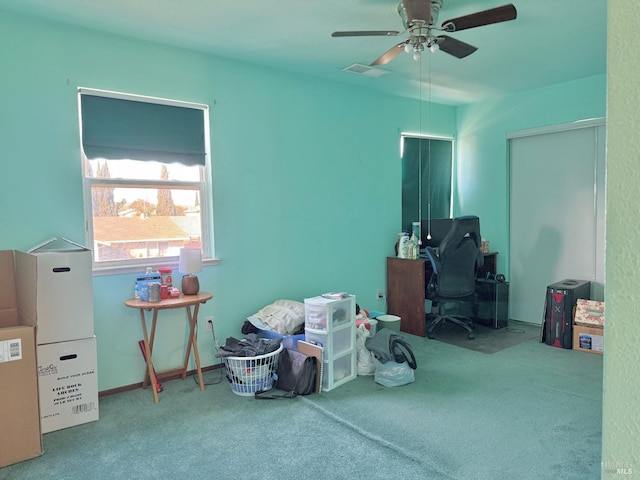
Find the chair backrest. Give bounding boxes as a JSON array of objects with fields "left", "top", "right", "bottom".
[
  {"left": 430, "top": 216, "right": 483, "bottom": 299},
  {"left": 420, "top": 218, "right": 453, "bottom": 248}
]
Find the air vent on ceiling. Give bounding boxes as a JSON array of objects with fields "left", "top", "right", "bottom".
[{"left": 342, "top": 63, "right": 391, "bottom": 78}]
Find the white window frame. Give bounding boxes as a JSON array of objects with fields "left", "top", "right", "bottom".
[
  {"left": 78, "top": 87, "right": 216, "bottom": 275},
  {"left": 400, "top": 132, "right": 455, "bottom": 232}
]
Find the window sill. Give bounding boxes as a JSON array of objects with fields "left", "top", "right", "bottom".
[{"left": 92, "top": 258, "right": 220, "bottom": 277}]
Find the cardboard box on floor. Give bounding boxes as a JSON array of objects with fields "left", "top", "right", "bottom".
[
  {"left": 38, "top": 336, "right": 99, "bottom": 434},
  {"left": 0, "top": 250, "right": 43, "bottom": 467},
  {"left": 15, "top": 237, "right": 94, "bottom": 345},
  {"left": 572, "top": 324, "right": 604, "bottom": 355}
]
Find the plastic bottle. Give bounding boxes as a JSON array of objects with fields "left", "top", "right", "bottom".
[
  {"left": 409, "top": 231, "right": 419, "bottom": 259},
  {"left": 411, "top": 221, "right": 420, "bottom": 240},
  {"left": 397, "top": 233, "right": 410, "bottom": 258},
  {"left": 137, "top": 267, "right": 161, "bottom": 301}
]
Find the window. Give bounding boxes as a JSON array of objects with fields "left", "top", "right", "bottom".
[
  {"left": 400, "top": 134, "right": 453, "bottom": 232},
  {"left": 78, "top": 88, "right": 214, "bottom": 273}
]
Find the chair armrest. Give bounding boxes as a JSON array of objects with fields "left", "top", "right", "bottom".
[
  {"left": 424, "top": 247, "right": 441, "bottom": 275},
  {"left": 424, "top": 247, "right": 440, "bottom": 298}
]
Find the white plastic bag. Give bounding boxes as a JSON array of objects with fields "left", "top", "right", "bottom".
[
  {"left": 373, "top": 359, "right": 415, "bottom": 387},
  {"left": 356, "top": 324, "right": 376, "bottom": 376}
]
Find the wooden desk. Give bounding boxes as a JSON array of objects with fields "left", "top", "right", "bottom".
[
  {"left": 386, "top": 253, "right": 498, "bottom": 337},
  {"left": 387, "top": 258, "right": 428, "bottom": 337},
  {"left": 125, "top": 292, "right": 213, "bottom": 403}
]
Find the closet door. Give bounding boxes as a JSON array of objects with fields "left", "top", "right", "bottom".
[{"left": 508, "top": 121, "right": 605, "bottom": 324}]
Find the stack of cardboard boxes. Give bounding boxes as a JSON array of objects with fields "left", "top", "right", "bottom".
[
  {"left": 0, "top": 239, "right": 99, "bottom": 467},
  {"left": 16, "top": 238, "right": 99, "bottom": 434}
]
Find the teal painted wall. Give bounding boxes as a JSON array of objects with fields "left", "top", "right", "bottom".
[
  {"left": 455, "top": 74, "right": 606, "bottom": 276},
  {"left": 0, "top": 9, "right": 608, "bottom": 394},
  {"left": 0, "top": 11, "right": 457, "bottom": 390}
]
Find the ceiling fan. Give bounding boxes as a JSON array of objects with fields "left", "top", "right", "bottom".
[{"left": 332, "top": 0, "right": 517, "bottom": 65}]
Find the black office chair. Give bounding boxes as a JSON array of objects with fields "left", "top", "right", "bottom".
[{"left": 424, "top": 216, "right": 483, "bottom": 340}]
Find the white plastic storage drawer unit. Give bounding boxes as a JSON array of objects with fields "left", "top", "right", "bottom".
[
  {"left": 305, "top": 327, "right": 353, "bottom": 358},
  {"left": 304, "top": 294, "right": 356, "bottom": 392}
]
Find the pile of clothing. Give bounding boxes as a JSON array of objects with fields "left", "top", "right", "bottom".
[{"left": 215, "top": 334, "right": 281, "bottom": 358}]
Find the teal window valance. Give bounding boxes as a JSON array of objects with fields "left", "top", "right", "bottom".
[{"left": 80, "top": 94, "right": 206, "bottom": 166}]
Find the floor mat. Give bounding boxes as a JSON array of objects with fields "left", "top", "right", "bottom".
[{"left": 429, "top": 319, "right": 541, "bottom": 354}]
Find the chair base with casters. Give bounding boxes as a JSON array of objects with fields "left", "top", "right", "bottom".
[{"left": 426, "top": 301, "right": 476, "bottom": 340}]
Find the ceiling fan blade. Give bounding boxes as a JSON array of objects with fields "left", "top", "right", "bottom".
[
  {"left": 441, "top": 4, "right": 517, "bottom": 32},
  {"left": 437, "top": 35, "right": 478, "bottom": 59},
  {"left": 332, "top": 30, "right": 400, "bottom": 37},
  {"left": 370, "top": 41, "right": 408, "bottom": 66}
]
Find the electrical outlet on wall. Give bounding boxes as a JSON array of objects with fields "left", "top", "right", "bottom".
[
  {"left": 377, "top": 288, "right": 384, "bottom": 300},
  {"left": 206, "top": 316, "right": 214, "bottom": 332}
]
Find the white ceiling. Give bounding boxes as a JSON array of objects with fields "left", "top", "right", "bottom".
[{"left": 1, "top": 0, "right": 607, "bottom": 105}]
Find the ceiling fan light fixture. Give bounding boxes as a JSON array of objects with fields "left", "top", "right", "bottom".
[
  {"left": 430, "top": 43, "right": 439, "bottom": 53},
  {"left": 412, "top": 42, "right": 424, "bottom": 61}
]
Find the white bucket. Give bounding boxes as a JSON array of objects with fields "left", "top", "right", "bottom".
[{"left": 377, "top": 314, "right": 401, "bottom": 332}]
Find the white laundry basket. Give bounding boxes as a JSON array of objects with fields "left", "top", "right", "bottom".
[{"left": 223, "top": 344, "right": 283, "bottom": 396}]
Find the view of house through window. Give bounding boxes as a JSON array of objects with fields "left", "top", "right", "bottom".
[
  {"left": 79, "top": 88, "right": 212, "bottom": 269},
  {"left": 86, "top": 159, "right": 204, "bottom": 262}
]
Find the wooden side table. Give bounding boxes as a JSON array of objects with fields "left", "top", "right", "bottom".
[{"left": 125, "top": 292, "right": 213, "bottom": 404}]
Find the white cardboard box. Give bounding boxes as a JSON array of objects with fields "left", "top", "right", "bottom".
[
  {"left": 37, "top": 336, "right": 99, "bottom": 433},
  {"left": 15, "top": 238, "right": 94, "bottom": 345}
]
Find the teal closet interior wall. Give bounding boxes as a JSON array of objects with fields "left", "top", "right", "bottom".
[
  {"left": 0, "top": 10, "right": 457, "bottom": 390},
  {"left": 455, "top": 74, "right": 606, "bottom": 276}
]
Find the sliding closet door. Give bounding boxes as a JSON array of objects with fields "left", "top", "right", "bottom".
[{"left": 509, "top": 121, "right": 605, "bottom": 324}]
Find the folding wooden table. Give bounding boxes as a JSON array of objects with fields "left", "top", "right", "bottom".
[{"left": 125, "top": 292, "right": 213, "bottom": 403}]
